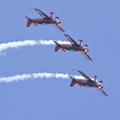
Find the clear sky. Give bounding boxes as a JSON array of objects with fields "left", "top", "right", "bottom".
[{"left": 0, "top": 0, "right": 120, "bottom": 120}]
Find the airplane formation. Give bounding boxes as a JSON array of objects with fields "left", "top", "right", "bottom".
[{"left": 25, "top": 8, "right": 108, "bottom": 97}]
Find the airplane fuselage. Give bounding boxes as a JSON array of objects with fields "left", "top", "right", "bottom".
[
  {"left": 60, "top": 44, "right": 88, "bottom": 52},
  {"left": 32, "top": 18, "right": 59, "bottom": 25},
  {"left": 75, "top": 78, "right": 101, "bottom": 88}
]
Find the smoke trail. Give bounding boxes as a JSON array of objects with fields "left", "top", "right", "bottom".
[
  {"left": 0, "top": 40, "right": 70, "bottom": 52},
  {"left": 0, "top": 72, "right": 83, "bottom": 83}
]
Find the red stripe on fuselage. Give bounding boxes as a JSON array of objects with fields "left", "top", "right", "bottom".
[
  {"left": 32, "top": 20, "right": 57, "bottom": 24},
  {"left": 77, "top": 81, "right": 99, "bottom": 88},
  {"left": 32, "top": 20, "right": 41, "bottom": 24},
  {"left": 61, "top": 45, "right": 85, "bottom": 51}
]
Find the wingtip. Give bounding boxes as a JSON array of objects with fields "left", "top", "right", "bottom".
[
  {"left": 78, "top": 70, "right": 82, "bottom": 73},
  {"left": 34, "top": 8, "right": 38, "bottom": 10},
  {"left": 24, "top": 16, "right": 28, "bottom": 19}
]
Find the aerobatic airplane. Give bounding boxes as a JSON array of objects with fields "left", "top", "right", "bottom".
[
  {"left": 25, "top": 8, "right": 65, "bottom": 32},
  {"left": 69, "top": 70, "right": 108, "bottom": 97},
  {"left": 53, "top": 34, "right": 92, "bottom": 61}
]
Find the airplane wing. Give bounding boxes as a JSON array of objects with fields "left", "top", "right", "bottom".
[
  {"left": 80, "top": 51, "right": 92, "bottom": 61},
  {"left": 98, "top": 89, "right": 108, "bottom": 97},
  {"left": 64, "top": 34, "right": 79, "bottom": 46},
  {"left": 34, "top": 9, "right": 51, "bottom": 19},
  {"left": 78, "top": 70, "right": 94, "bottom": 83},
  {"left": 52, "top": 24, "right": 65, "bottom": 32}
]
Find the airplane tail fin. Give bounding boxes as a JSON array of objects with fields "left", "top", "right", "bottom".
[
  {"left": 69, "top": 76, "right": 76, "bottom": 87},
  {"left": 53, "top": 41, "right": 61, "bottom": 52},
  {"left": 25, "top": 16, "right": 38, "bottom": 27},
  {"left": 25, "top": 16, "right": 32, "bottom": 27},
  {"left": 53, "top": 41, "right": 65, "bottom": 52}
]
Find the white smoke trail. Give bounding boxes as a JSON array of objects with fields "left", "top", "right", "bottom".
[
  {"left": 0, "top": 72, "right": 83, "bottom": 83},
  {"left": 0, "top": 40, "right": 70, "bottom": 52}
]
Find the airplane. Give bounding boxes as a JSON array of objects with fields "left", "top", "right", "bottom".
[
  {"left": 53, "top": 34, "right": 92, "bottom": 61},
  {"left": 69, "top": 70, "right": 108, "bottom": 97},
  {"left": 25, "top": 8, "right": 65, "bottom": 32}
]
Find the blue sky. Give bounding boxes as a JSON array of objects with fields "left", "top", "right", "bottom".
[{"left": 0, "top": 0, "right": 120, "bottom": 119}]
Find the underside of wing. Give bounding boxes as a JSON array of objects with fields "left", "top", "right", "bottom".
[
  {"left": 64, "top": 34, "right": 79, "bottom": 46},
  {"left": 80, "top": 51, "right": 92, "bottom": 61},
  {"left": 98, "top": 89, "right": 108, "bottom": 97},
  {"left": 78, "top": 70, "right": 94, "bottom": 83},
  {"left": 52, "top": 24, "right": 65, "bottom": 32},
  {"left": 34, "top": 9, "right": 51, "bottom": 19}
]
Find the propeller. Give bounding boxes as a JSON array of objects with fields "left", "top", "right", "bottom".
[{"left": 49, "top": 12, "right": 54, "bottom": 18}]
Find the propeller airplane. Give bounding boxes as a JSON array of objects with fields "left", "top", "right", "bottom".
[
  {"left": 53, "top": 34, "right": 92, "bottom": 61},
  {"left": 69, "top": 70, "right": 108, "bottom": 97},
  {"left": 25, "top": 8, "right": 65, "bottom": 32}
]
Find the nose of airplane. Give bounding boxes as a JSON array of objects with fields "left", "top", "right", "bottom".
[
  {"left": 100, "top": 85, "right": 104, "bottom": 88},
  {"left": 86, "top": 49, "right": 90, "bottom": 52},
  {"left": 58, "top": 21, "right": 62, "bottom": 24}
]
